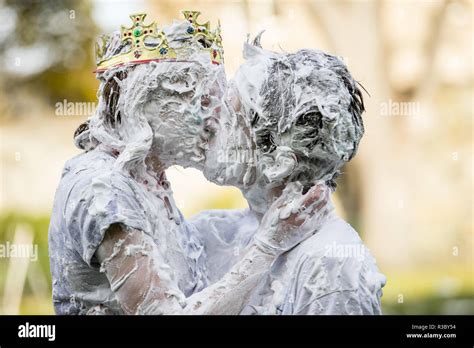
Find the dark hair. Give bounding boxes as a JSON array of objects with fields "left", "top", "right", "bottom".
[
  {"left": 73, "top": 70, "right": 129, "bottom": 150},
  {"left": 102, "top": 70, "right": 128, "bottom": 127},
  {"left": 243, "top": 47, "right": 366, "bottom": 188}
]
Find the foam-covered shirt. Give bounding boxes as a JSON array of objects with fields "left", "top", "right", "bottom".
[
  {"left": 48, "top": 149, "right": 208, "bottom": 314},
  {"left": 190, "top": 209, "right": 387, "bottom": 315},
  {"left": 49, "top": 149, "right": 385, "bottom": 315}
]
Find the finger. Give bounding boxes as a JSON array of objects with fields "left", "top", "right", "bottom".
[
  {"left": 315, "top": 187, "right": 331, "bottom": 210},
  {"left": 301, "top": 183, "right": 328, "bottom": 211},
  {"left": 278, "top": 182, "right": 326, "bottom": 222},
  {"left": 275, "top": 182, "right": 304, "bottom": 210},
  {"left": 291, "top": 185, "right": 330, "bottom": 224}
]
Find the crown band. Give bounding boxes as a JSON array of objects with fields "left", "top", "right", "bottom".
[{"left": 95, "top": 11, "right": 224, "bottom": 73}]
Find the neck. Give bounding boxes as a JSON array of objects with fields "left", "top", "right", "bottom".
[
  {"left": 143, "top": 153, "right": 184, "bottom": 224},
  {"left": 243, "top": 176, "right": 331, "bottom": 223},
  {"left": 242, "top": 177, "right": 285, "bottom": 222}
]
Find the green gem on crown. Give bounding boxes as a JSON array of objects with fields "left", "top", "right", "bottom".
[{"left": 133, "top": 27, "right": 142, "bottom": 37}]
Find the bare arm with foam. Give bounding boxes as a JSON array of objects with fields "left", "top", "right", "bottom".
[
  {"left": 96, "top": 182, "right": 331, "bottom": 315},
  {"left": 96, "top": 224, "right": 273, "bottom": 314}
]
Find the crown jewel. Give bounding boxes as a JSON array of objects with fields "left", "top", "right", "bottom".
[{"left": 95, "top": 11, "right": 224, "bottom": 72}]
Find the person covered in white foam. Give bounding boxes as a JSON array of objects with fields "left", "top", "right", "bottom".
[
  {"left": 192, "top": 35, "right": 387, "bottom": 314},
  {"left": 48, "top": 12, "right": 332, "bottom": 315}
]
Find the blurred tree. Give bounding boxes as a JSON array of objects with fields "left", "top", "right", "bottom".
[
  {"left": 307, "top": 0, "right": 472, "bottom": 267},
  {"left": 0, "top": 0, "right": 98, "bottom": 106}
]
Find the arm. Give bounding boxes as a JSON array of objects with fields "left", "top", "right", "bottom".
[
  {"left": 188, "top": 209, "right": 258, "bottom": 282},
  {"left": 96, "top": 224, "right": 274, "bottom": 314},
  {"left": 96, "top": 182, "right": 331, "bottom": 315}
]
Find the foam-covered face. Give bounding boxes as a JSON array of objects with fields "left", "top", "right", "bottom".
[
  {"left": 202, "top": 80, "right": 257, "bottom": 188},
  {"left": 88, "top": 21, "right": 233, "bottom": 176},
  {"left": 229, "top": 55, "right": 282, "bottom": 188},
  {"left": 136, "top": 60, "right": 228, "bottom": 170},
  {"left": 205, "top": 43, "right": 365, "bottom": 196},
  {"left": 203, "top": 54, "right": 291, "bottom": 191},
  {"left": 202, "top": 53, "right": 293, "bottom": 190}
]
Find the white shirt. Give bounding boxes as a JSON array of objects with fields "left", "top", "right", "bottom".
[{"left": 190, "top": 208, "right": 386, "bottom": 315}]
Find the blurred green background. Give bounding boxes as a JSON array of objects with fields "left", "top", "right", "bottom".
[{"left": 0, "top": 0, "right": 472, "bottom": 314}]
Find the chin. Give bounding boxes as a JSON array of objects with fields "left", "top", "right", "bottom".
[
  {"left": 203, "top": 165, "right": 226, "bottom": 186},
  {"left": 182, "top": 158, "right": 205, "bottom": 171}
]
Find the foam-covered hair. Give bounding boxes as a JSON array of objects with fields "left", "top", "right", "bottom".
[
  {"left": 233, "top": 36, "right": 365, "bottom": 185},
  {"left": 74, "top": 20, "right": 226, "bottom": 179}
]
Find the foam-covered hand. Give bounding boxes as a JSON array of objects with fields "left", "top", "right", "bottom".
[{"left": 254, "top": 181, "right": 332, "bottom": 255}]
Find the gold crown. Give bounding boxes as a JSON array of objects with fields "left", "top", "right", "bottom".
[{"left": 95, "top": 11, "right": 224, "bottom": 72}]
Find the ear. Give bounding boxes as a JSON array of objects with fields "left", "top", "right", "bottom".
[{"left": 262, "top": 146, "right": 297, "bottom": 184}]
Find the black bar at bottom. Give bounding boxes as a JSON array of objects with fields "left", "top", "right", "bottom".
[{"left": 0, "top": 315, "right": 471, "bottom": 347}]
